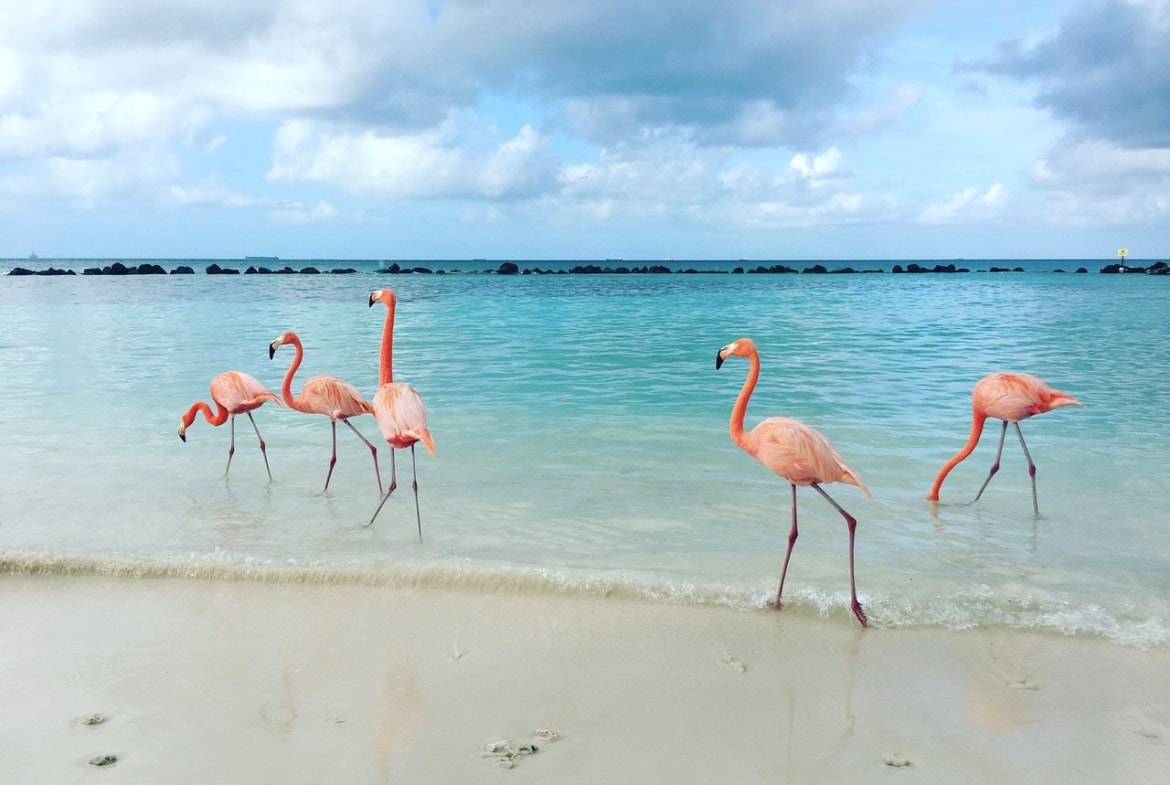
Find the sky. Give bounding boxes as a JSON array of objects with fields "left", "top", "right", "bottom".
[{"left": 1, "top": 0, "right": 1167, "bottom": 261}]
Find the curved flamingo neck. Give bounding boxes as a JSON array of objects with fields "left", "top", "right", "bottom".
[
  {"left": 928, "top": 410, "right": 988, "bottom": 500},
  {"left": 379, "top": 299, "right": 396, "bottom": 386},
  {"left": 729, "top": 350, "right": 760, "bottom": 450},
  {"left": 184, "top": 400, "right": 228, "bottom": 429},
  {"left": 279, "top": 334, "right": 307, "bottom": 411}
]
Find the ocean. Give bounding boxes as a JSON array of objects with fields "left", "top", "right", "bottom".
[{"left": 2, "top": 258, "right": 1168, "bottom": 647}]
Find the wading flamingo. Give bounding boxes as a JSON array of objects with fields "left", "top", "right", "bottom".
[
  {"left": 269, "top": 330, "right": 382, "bottom": 493},
  {"left": 178, "top": 371, "right": 282, "bottom": 479},
  {"left": 716, "top": 338, "right": 872, "bottom": 627},
  {"left": 928, "top": 372, "right": 1084, "bottom": 514},
  {"left": 366, "top": 289, "right": 435, "bottom": 536}
]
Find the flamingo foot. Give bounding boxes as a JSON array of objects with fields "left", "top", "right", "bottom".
[{"left": 852, "top": 600, "right": 869, "bottom": 627}]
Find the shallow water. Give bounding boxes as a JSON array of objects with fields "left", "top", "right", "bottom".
[{"left": 2, "top": 260, "right": 1168, "bottom": 646}]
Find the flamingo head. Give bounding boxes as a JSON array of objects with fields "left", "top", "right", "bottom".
[
  {"left": 178, "top": 414, "right": 193, "bottom": 442},
  {"left": 715, "top": 338, "right": 757, "bottom": 370},
  {"left": 268, "top": 330, "right": 299, "bottom": 359},
  {"left": 370, "top": 289, "right": 397, "bottom": 309}
]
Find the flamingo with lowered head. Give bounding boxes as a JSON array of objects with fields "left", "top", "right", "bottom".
[
  {"left": 269, "top": 330, "right": 382, "bottom": 493},
  {"left": 716, "top": 338, "right": 871, "bottom": 627},
  {"left": 928, "top": 372, "right": 1084, "bottom": 514},
  {"left": 366, "top": 289, "right": 435, "bottom": 536},
  {"left": 178, "top": 370, "right": 282, "bottom": 479}
]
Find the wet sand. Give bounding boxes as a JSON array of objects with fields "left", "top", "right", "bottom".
[{"left": 2, "top": 574, "right": 1168, "bottom": 784}]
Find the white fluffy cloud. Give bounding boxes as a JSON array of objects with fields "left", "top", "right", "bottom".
[{"left": 917, "top": 184, "right": 1009, "bottom": 225}]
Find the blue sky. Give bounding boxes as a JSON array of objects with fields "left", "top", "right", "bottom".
[{"left": 1, "top": 0, "right": 1167, "bottom": 260}]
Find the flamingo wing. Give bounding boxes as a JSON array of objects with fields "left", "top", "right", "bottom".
[
  {"left": 748, "top": 417, "right": 869, "bottom": 494},
  {"left": 212, "top": 371, "right": 281, "bottom": 414},
  {"left": 975, "top": 372, "right": 1082, "bottom": 421},
  {"left": 373, "top": 383, "right": 434, "bottom": 453},
  {"left": 297, "top": 375, "right": 374, "bottom": 419}
]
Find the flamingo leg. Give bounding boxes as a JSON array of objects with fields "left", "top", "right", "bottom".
[
  {"left": 323, "top": 420, "right": 339, "bottom": 491},
  {"left": 1013, "top": 422, "right": 1040, "bottom": 516},
  {"left": 365, "top": 449, "right": 399, "bottom": 528},
  {"left": 410, "top": 445, "right": 422, "bottom": 542},
  {"left": 973, "top": 420, "right": 1009, "bottom": 502},
  {"left": 224, "top": 415, "right": 237, "bottom": 477},
  {"left": 246, "top": 412, "right": 273, "bottom": 481},
  {"left": 342, "top": 419, "right": 382, "bottom": 495},
  {"left": 812, "top": 482, "right": 867, "bottom": 627},
  {"left": 774, "top": 483, "right": 800, "bottom": 611}
]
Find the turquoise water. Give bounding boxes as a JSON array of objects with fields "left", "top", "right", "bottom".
[{"left": 2, "top": 261, "right": 1168, "bottom": 646}]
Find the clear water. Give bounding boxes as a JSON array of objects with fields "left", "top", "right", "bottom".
[{"left": 2, "top": 259, "right": 1168, "bottom": 646}]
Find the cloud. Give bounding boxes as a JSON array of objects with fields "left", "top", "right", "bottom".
[
  {"left": 1028, "top": 139, "right": 1170, "bottom": 225},
  {"left": 917, "top": 184, "right": 1009, "bottom": 224},
  {"left": 267, "top": 200, "right": 338, "bottom": 224},
  {"left": 267, "top": 118, "right": 557, "bottom": 199},
  {"left": 960, "top": 0, "right": 1170, "bottom": 149}
]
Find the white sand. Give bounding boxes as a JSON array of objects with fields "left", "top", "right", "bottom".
[{"left": 2, "top": 574, "right": 1168, "bottom": 784}]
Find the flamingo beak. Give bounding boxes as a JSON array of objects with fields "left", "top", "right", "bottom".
[
  {"left": 715, "top": 350, "right": 726, "bottom": 370},
  {"left": 368, "top": 293, "right": 377, "bottom": 308},
  {"left": 268, "top": 342, "right": 277, "bottom": 359}
]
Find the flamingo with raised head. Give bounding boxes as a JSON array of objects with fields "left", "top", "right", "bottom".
[
  {"left": 928, "top": 372, "right": 1084, "bottom": 514},
  {"left": 367, "top": 289, "right": 435, "bottom": 536},
  {"left": 178, "top": 371, "right": 282, "bottom": 479},
  {"left": 716, "top": 338, "right": 871, "bottom": 627},
  {"left": 269, "top": 330, "right": 382, "bottom": 493}
]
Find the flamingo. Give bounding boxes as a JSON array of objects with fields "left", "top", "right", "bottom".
[
  {"left": 268, "top": 330, "right": 382, "bottom": 493},
  {"left": 716, "top": 338, "right": 872, "bottom": 627},
  {"left": 178, "top": 371, "right": 282, "bottom": 479},
  {"left": 366, "top": 289, "right": 435, "bottom": 536},
  {"left": 928, "top": 372, "right": 1084, "bottom": 514}
]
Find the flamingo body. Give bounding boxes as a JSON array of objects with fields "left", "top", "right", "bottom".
[
  {"left": 928, "top": 372, "right": 1084, "bottom": 512},
  {"left": 717, "top": 338, "right": 870, "bottom": 627},
  {"left": 741, "top": 415, "right": 869, "bottom": 493},
  {"left": 178, "top": 371, "right": 282, "bottom": 478},
  {"left": 269, "top": 330, "right": 381, "bottom": 493},
  {"left": 366, "top": 289, "right": 434, "bottom": 535}
]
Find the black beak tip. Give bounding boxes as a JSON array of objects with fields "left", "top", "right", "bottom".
[
  {"left": 368, "top": 295, "right": 376, "bottom": 308},
  {"left": 268, "top": 344, "right": 276, "bottom": 359},
  {"left": 715, "top": 353, "right": 725, "bottom": 370},
  {"left": 178, "top": 432, "right": 186, "bottom": 443}
]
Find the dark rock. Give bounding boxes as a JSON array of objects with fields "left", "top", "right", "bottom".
[
  {"left": 331, "top": 268, "right": 358, "bottom": 274},
  {"left": 411, "top": 266, "right": 433, "bottom": 274},
  {"left": 497, "top": 262, "right": 520, "bottom": 275},
  {"left": 136, "top": 263, "right": 167, "bottom": 274},
  {"left": 8, "top": 266, "right": 34, "bottom": 275},
  {"left": 1146, "top": 261, "right": 1170, "bottom": 275},
  {"left": 171, "top": 265, "right": 195, "bottom": 274}
]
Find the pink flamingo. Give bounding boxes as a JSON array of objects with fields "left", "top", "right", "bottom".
[
  {"left": 717, "top": 338, "right": 871, "bottom": 627},
  {"left": 178, "top": 371, "right": 282, "bottom": 479},
  {"left": 367, "top": 289, "right": 435, "bottom": 536},
  {"left": 928, "top": 372, "right": 1084, "bottom": 514},
  {"left": 268, "top": 330, "right": 382, "bottom": 493}
]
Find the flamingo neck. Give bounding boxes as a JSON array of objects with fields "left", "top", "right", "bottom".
[
  {"left": 729, "top": 350, "right": 760, "bottom": 450},
  {"left": 379, "top": 300, "right": 396, "bottom": 386},
  {"left": 928, "top": 410, "right": 988, "bottom": 500},
  {"left": 184, "top": 400, "right": 228, "bottom": 429},
  {"left": 280, "top": 336, "right": 306, "bottom": 411}
]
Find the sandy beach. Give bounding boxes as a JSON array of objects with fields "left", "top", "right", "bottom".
[{"left": 1, "top": 574, "right": 1167, "bottom": 784}]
